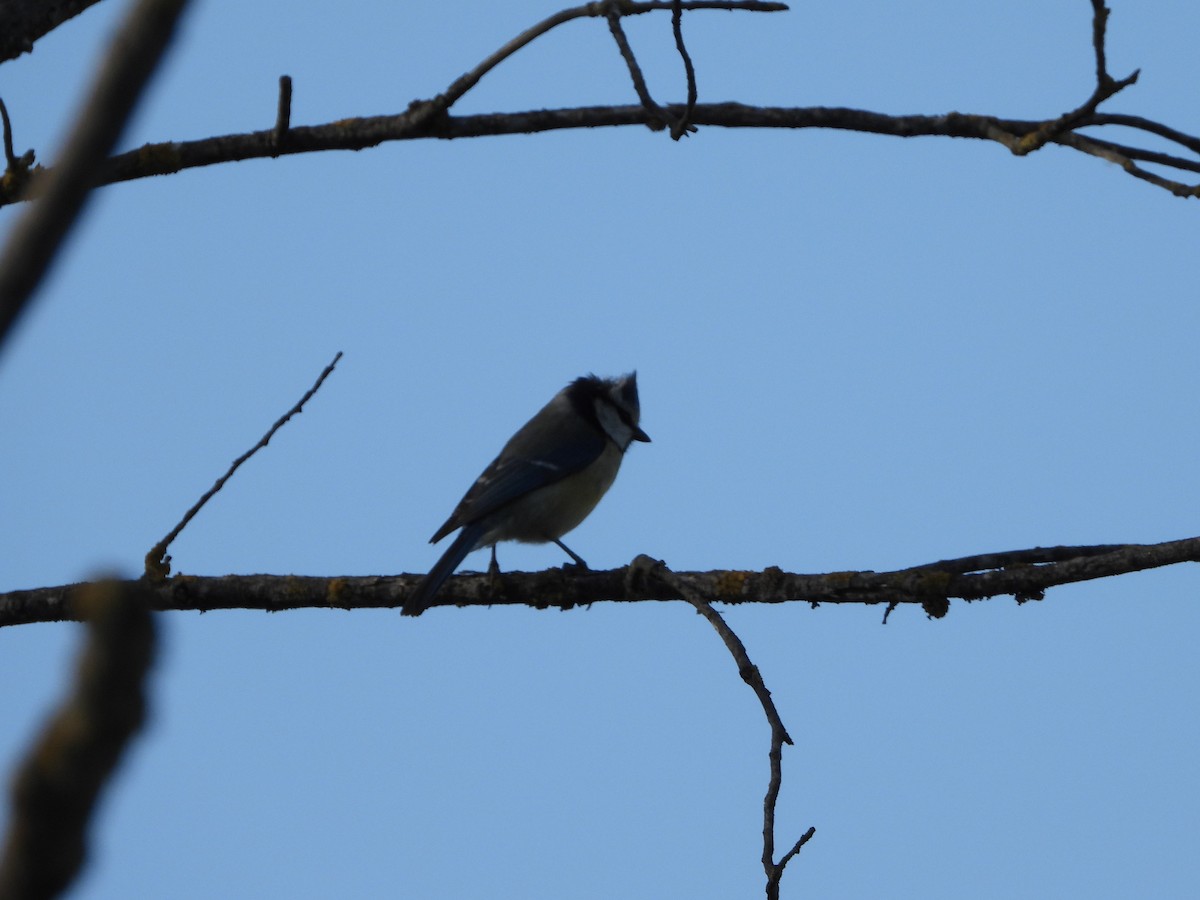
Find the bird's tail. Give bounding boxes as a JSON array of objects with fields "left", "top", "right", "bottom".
[{"left": 402, "top": 524, "right": 485, "bottom": 616}]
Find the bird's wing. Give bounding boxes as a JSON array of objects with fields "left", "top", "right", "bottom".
[{"left": 430, "top": 427, "right": 606, "bottom": 543}]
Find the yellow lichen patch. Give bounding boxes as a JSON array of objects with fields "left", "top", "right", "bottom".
[
  {"left": 325, "top": 577, "right": 349, "bottom": 609},
  {"left": 714, "top": 570, "right": 751, "bottom": 600}
]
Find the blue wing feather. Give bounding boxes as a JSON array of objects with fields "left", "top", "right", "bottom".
[{"left": 430, "top": 427, "right": 605, "bottom": 543}]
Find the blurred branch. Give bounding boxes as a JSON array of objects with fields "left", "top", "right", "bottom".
[
  {"left": 0, "top": 581, "right": 156, "bottom": 900},
  {"left": 645, "top": 559, "right": 813, "bottom": 899},
  {"left": 144, "top": 351, "right": 343, "bottom": 581},
  {"left": 2, "top": 1, "right": 1196, "bottom": 205},
  {"left": 0, "top": 0, "right": 191, "bottom": 353},
  {"left": 4, "top": 535, "right": 1200, "bottom": 627},
  {"left": 0, "top": 0, "right": 106, "bottom": 63}
]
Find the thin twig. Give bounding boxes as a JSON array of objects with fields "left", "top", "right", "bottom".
[
  {"left": 0, "top": 98, "right": 16, "bottom": 172},
  {"left": 144, "top": 351, "right": 343, "bottom": 579},
  {"left": 605, "top": 3, "right": 673, "bottom": 132},
  {"left": 273, "top": 74, "right": 293, "bottom": 154},
  {"left": 1056, "top": 131, "right": 1200, "bottom": 198},
  {"left": 671, "top": 0, "right": 699, "bottom": 139},
  {"left": 1090, "top": 0, "right": 1112, "bottom": 88},
  {"left": 648, "top": 561, "right": 812, "bottom": 899},
  {"left": 0, "top": 0, "right": 191, "bottom": 353},
  {"left": 428, "top": 1, "right": 785, "bottom": 118},
  {"left": 1013, "top": 0, "right": 1139, "bottom": 156},
  {"left": 1088, "top": 112, "right": 1200, "bottom": 156}
]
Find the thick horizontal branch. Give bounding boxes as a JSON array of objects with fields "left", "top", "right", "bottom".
[
  {"left": 3, "top": 102, "right": 1196, "bottom": 209},
  {"left": 3, "top": 536, "right": 1198, "bottom": 628}
]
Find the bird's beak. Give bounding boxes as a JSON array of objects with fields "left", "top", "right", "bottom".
[{"left": 633, "top": 426, "right": 651, "bottom": 443}]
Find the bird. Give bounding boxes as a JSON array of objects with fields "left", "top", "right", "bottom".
[{"left": 402, "top": 372, "right": 650, "bottom": 616}]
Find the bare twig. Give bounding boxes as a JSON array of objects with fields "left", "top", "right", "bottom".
[
  {"left": 1056, "top": 131, "right": 1200, "bottom": 197},
  {"left": 411, "top": 0, "right": 784, "bottom": 127},
  {"left": 0, "top": 581, "right": 156, "bottom": 900},
  {"left": 605, "top": 3, "right": 673, "bottom": 132},
  {"left": 273, "top": 75, "right": 293, "bottom": 154},
  {"left": 0, "top": 98, "right": 16, "bottom": 172},
  {"left": 0, "top": 0, "right": 192, "bottom": 354},
  {"left": 647, "top": 561, "right": 811, "bottom": 899},
  {"left": 1013, "top": 0, "right": 1139, "bottom": 156},
  {"left": 1090, "top": 0, "right": 1113, "bottom": 88},
  {"left": 671, "top": 0, "right": 699, "bottom": 138},
  {"left": 144, "top": 351, "right": 343, "bottom": 580}
]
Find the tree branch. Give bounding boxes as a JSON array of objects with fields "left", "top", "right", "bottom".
[
  {"left": 645, "top": 560, "right": 812, "bottom": 898},
  {"left": 3, "top": 100, "right": 1195, "bottom": 212},
  {"left": 4, "top": 535, "right": 1200, "bottom": 628},
  {"left": 0, "top": 581, "right": 156, "bottom": 900},
  {"left": 0, "top": 0, "right": 106, "bottom": 64},
  {"left": 2, "top": 2, "right": 1195, "bottom": 205},
  {"left": 144, "top": 351, "right": 343, "bottom": 580},
  {"left": 0, "top": 0, "right": 192, "bottom": 353}
]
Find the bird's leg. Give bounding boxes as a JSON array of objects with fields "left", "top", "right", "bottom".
[
  {"left": 554, "top": 539, "right": 589, "bottom": 571},
  {"left": 486, "top": 545, "right": 502, "bottom": 593}
]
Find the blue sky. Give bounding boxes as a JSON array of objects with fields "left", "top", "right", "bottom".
[{"left": 2, "top": 1, "right": 1199, "bottom": 897}]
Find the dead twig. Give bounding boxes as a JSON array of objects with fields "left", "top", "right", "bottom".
[
  {"left": 1012, "top": 0, "right": 1139, "bottom": 156},
  {"left": 646, "top": 560, "right": 812, "bottom": 899},
  {"left": 144, "top": 351, "right": 343, "bottom": 580},
  {"left": 671, "top": 0, "right": 699, "bottom": 138},
  {"left": 273, "top": 75, "right": 293, "bottom": 154}
]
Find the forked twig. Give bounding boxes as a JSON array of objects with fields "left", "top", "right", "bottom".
[
  {"left": 1014, "top": 0, "right": 1139, "bottom": 155},
  {"left": 645, "top": 559, "right": 813, "bottom": 898},
  {"left": 144, "top": 351, "right": 343, "bottom": 579}
]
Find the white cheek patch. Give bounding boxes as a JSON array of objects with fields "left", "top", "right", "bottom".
[{"left": 595, "top": 398, "right": 635, "bottom": 450}]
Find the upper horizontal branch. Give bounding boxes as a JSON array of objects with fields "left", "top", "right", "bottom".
[
  {"left": 3, "top": 101, "right": 1196, "bottom": 209},
  {"left": 3, "top": 535, "right": 1198, "bottom": 628}
]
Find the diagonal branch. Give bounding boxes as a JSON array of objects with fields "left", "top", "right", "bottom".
[
  {"left": 144, "top": 351, "right": 343, "bottom": 580},
  {"left": 0, "top": 0, "right": 192, "bottom": 353}
]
